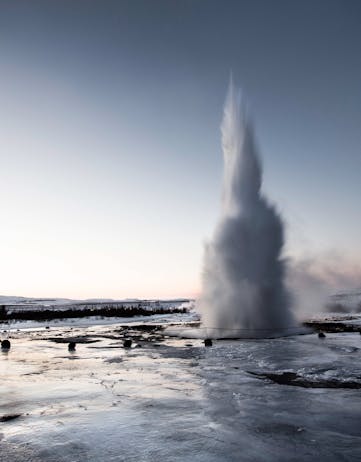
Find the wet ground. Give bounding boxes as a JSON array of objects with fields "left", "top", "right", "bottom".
[{"left": 1, "top": 318, "right": 361, "bottom": 461}]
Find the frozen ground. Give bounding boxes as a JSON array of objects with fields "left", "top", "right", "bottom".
[{"left": 1, "top": 316, "right": 361, "bottom": 462}]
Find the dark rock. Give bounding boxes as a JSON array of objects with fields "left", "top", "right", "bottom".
[
  {"left": 248, "top": 370, "right": 361, "bottom": 389},
  {"left": 303, "top": 319, "right": 359, "bottom": 333},
  {"left": 248, "top": 371, "right": 299, "bottom": 385},
  {"left": 1, "top": 340, "right": 11, "bottom": 350},
  {"left": 204, "top": 338, "right": 213, "bottom": 347},
  {"left": 318, "top": 332, "right": 326, "bottom": 338},
  {"left": 123, "top": 339, "right": 132, "bottom": 348},
  {"left": 0, "top": 414, "right": 21, "bottom": 422},
  {"left": 68, "top": 342, "right": 76, "bottom": 351},
  {"left": 47, "top": 337, "right": 100, "bottom": 344}
]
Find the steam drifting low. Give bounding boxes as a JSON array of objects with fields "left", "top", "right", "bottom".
[{"left": 197, "top": 80, "right": 296, "bottom": 338}]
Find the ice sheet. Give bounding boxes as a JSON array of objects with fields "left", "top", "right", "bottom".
[{"left": 1, "top": 319, "right": 360, "bottom": 461}]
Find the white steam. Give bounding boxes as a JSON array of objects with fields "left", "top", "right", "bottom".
[{"left": 197, "top": 80, "right": 296, "bottom": 338}]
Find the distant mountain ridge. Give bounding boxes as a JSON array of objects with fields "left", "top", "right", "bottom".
[{"left": 0, "top": 295, "right": 191, "bottom": 306}]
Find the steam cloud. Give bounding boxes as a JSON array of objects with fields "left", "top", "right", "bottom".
[
  {"left": 287, "top": 253, "right": 361, "bottom": 316},
  {"left": 197, "top": 80, "right": 296, "bottom": 338}
]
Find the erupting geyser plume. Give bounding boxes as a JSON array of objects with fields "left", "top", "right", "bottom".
[{"left": 197, "top": 80, "right": 296, "bottom": 338}]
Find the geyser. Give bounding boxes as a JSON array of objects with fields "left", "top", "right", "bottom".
[{"left": 197, "top": 80, "right": 297, "bottom": 338}]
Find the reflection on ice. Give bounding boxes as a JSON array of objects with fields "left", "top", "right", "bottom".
[
  {"left": 164, "top": 325, "right": 310, "bottom": 339},
  {"left": 1, "top": 317, "right": 361, "bottom": 461}
]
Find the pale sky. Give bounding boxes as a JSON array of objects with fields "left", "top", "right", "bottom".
[{"left": 0, "top": 0, "right": 360, "bottom": 299}]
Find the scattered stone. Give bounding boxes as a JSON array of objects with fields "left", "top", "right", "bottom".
[
  {"left": 1, "top": 340, "right": 11, "bottom": 350},
  {"left": 318, "top": 332, "right": 326, "bottom": 338},
  {"left": 204, "top": 338, "right": 213, "bottom": 347},
  {"left": 68, "top": 342, "right": 76, "bottom": 351},
  {"left": 123, "top": 339, "right": 132, "bottom": 348}
]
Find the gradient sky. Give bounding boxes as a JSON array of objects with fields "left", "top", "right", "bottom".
[{"left": 0, "top": 0, "right": 360, "bottom": 299}]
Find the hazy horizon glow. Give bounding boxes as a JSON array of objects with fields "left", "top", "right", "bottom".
[{"left": 1, "top": 1, "right": 361, "bottom": 299}]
